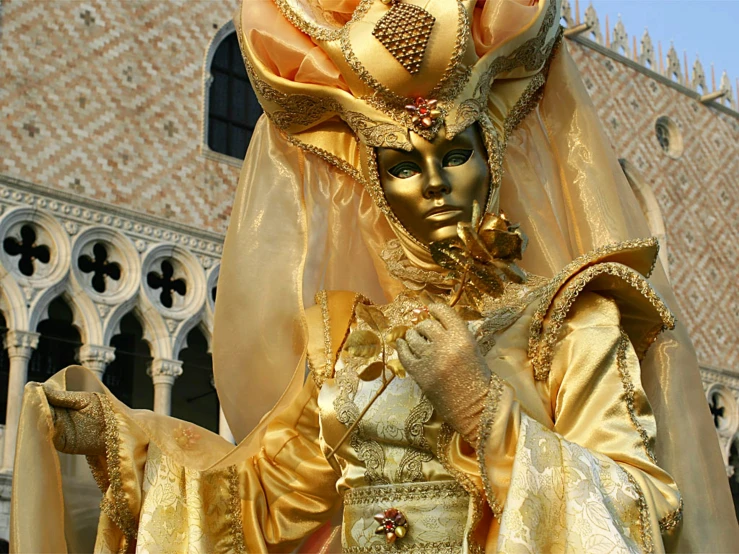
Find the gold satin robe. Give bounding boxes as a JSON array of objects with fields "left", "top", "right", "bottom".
[{"left": 12, "top": 242, "right": 683, "bottom": 553}]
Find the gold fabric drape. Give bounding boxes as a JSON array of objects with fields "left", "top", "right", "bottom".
[{"left": 10, "top": 0, "right": 739, "bottom": 551}]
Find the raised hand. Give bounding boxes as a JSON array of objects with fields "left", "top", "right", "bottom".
[
  {"left": 396, "top": 303, "right": 490, "bottom": 446},
  {"left": 45, "top": 389, "right": 106, "bottom": 456}
]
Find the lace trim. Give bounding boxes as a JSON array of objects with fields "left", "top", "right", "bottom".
[
  {"left": 617, "top": 328, "right": 657, "bottom": 463},
  {"left": 527, "top": 239, "right": 673, "bottom": 381},
  {"left": 436, "top": 424, "right": 486, "bottom": 554},
  {"left": 312, "top": 290, "right": 332, "bottom": 389},
  {"left": 475, "top": 374, "right": 505, "bottom": 519},
  {"left": 227, "top": 465, "right": 247, "bottom": 554},
  {"left": 343, "top": 544, "right": 466, "bottom": 553},
  {"left": 273, "top": 0, "right": 374, "bottom": 42},
  {"left": 97, "top": 394, "right": 138, "bottom": 550},
  {"left": 625, "top": 470, "right": 655, "bottom": 553},
  {"left": 343, "top": 480, "right": 466, "bottom": 506},
  {"left": 659, "top": 497, "right": 684, "bottom": 533},
  {"left": 380, "top": 239, "right": 456, "bottom": 290},
  {"left": 450, "top": 2, "right": 560, "bottom": 134}
]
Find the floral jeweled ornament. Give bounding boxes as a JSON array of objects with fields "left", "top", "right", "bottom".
[
  {"left": 374, "top": 507, "right": 409, "bottom": 544},
  {"left": 430, "top": 201, "right": 528, "bottom": 301},
  {"left": 405, "top": 97, "right": 441, "bottom": 129}
]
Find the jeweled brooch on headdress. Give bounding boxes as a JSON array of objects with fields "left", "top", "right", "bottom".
[{"left": 405, "top": 97, "right": 441, "bottom": 129}]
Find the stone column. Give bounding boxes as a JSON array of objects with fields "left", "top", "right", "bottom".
[
  {"left": 2, "top": 330, "right": 40, "bottom": 471},
  {"left": 148, "top": 359, "right": 183, "bottom": 416},
  {"left": 78, "top": 344, "right": 116, "bottom": 381},
  {"left": 218, "top": 407, "right": 234, "bottom": 444}
]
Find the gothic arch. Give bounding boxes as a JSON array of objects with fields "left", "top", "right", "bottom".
[
  {"left": 172, "top": 316, "right": 209, "bottom": 361},
  {"left": 29, "top": 284, "right": 101, "bottom": 347},
  {"left": 133, "top": 296, "right": 173, "bottom": 361},
  {"left": 0, "top": 273, "right": 28, "bottom": 332}
]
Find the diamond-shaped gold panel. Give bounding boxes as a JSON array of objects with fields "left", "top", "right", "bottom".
[{"left": 372, "top": 4, "right": 435, "bottom": 75}]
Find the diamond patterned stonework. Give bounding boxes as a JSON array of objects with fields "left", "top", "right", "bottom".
[
  {"left": 372, "top": 3, "right": 435, "bottom": 75},
  {"left": 569, "top": 40, "right": 739, "bottom": 372}
]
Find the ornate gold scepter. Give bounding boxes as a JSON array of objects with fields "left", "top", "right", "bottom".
[{"left": 326, "top": 202, "right": 527, "bottom": 460}]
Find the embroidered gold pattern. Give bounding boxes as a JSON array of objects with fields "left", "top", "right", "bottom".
[
  {"left": 343, "top": 481, "right": 470, "bottom": 552},
  {"left": 395, "top": 395, "right": 434, "bottom": 483},
  {"left": 343, "top": 111, "right": 413, "bottom": 150},
  {"left": 617, "top": 328, "right": 657, "bottom": 463},
  {"left": 475, "top": 373, "right": 505, "bottom": 518},
  {"left": 334, "top": 301, "right": 391, "bottom": 486},
  {"left": 372, "top": 3, "right": 435, "bottom": 75},
  {"left": 340, "top": 1, "right": 471, "bottom": 134}
]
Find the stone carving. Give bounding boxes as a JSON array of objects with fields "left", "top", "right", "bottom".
[
  {"left": 611, "top": 16, "right": 629, "bottom": 57},
  {"left": 584, "top": 4, "right": 602, "bottom": 44},
  {"left": 638, "top": 28, "right": 656, "bottom": 69},
  {"left": 665, "top": 43, "right": 681, "bottom": 83},
  {"left": 692, "top": 57, "right": 707, "bottom": 93}
]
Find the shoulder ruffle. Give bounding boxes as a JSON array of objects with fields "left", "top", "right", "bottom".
[{"left": 528, "top": 238, "right": 675, "bottom": 381}]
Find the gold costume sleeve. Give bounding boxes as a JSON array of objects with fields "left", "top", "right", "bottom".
[
  {"left": 94, "top": 376, "right": 340, "bottom": 554},
  {"left": 11, "top": 366, "right": 340, "bottom": 554},
  {"left": 475, "top": 293, "right": 681, "bottom": 553}
]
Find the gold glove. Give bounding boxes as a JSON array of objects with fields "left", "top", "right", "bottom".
[
  {"left": 396, "top": 304, "right": 490, "bottom": 446},
  {"left": 45, "top": 389, "right": 106, "bottom": 456}
]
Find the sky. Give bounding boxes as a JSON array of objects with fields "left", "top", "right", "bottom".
[{"left": 577, "top": 1, "right": 739, "bottom": 94}]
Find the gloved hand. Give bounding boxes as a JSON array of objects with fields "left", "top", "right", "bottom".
[
  {"left": 396, "top": 303, "right": 490, "bottom": 446},
  {"left": 45, "top": 389, "right": 106, "bottom": 456}
]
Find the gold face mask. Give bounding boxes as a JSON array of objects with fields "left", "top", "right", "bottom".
[{"left": 377, "top": 124, "right": 491, "bottom": 245}]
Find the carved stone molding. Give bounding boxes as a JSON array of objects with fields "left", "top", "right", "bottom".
[
  {"left": 0, "top": 175, "right": 223, "bottom": 262},
  {"left": 148, "top": 358, "right": 184, "bottom": 384},
  {"left": 78, "top": 344, "right": 116, "bottom": 377},
  {"left": 3, "top": 330, "right": 40, "bottom": 359}
]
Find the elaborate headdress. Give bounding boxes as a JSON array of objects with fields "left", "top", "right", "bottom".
[
  {"left": 236, "top": 0, "right": 560, "bottom": 248},
  {"left": 213, "top": 2, "right": 737, "bottom": 550}
]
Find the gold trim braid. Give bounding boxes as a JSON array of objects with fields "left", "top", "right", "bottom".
[
  {"left": 97, "top": 394, "right": 138, "bottom": 551},
  {"left": 475, "top": 373, "right": 505, "bottom": 519}
]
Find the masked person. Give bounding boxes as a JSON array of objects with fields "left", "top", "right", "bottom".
[{"left": 11, "top": 1, "right": 739, "bottom": 553}]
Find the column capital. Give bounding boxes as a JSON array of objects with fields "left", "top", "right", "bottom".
[
  {"left": 79, "top": 344, "right": 116, "bottom": 379},
  {"left": 79, "top": 344, "right": 116, "bottom": 364},
  {"left": 4, "top": 330, "right": 40, "bottom": 359},
  {"left": 148, "top": 358, "right": 183, "bottom": 385}
]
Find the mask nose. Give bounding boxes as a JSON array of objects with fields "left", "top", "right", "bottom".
[{"left": 422, "top": 163, "right": 451, "bottom": 199}]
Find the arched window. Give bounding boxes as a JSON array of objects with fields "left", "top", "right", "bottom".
[
  {"left": 28, "top": 297, "right": 81, "bottom": 383},
  {"left": 104, "top": 312, "right": 153, "bottom": 410},
  {"left": 172, "top": 326, "right": 218, "bottom": 433},
  {"left": 205, "top": 27, "right": 263, "bottom": 161}
]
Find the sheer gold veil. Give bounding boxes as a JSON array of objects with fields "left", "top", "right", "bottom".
[{"left": 213, "top": 0, "right": 738, "bottom": 551}]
